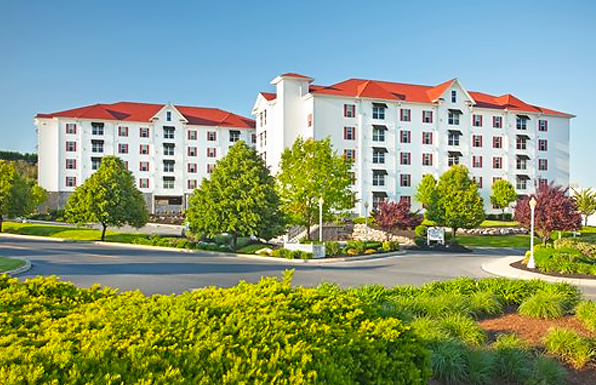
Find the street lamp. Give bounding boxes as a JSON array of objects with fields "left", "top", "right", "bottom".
[
  {"left": 528, "top": 196, "right": 537, "bottom": 269},
  {"left": 364, "top": 201, "right": 369, "bottom": 241},
  {"left": 318, "top": 196, "right": 324, "bottom": 242}
]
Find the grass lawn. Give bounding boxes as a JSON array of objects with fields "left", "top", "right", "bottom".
[
  {"left": 0, "top": 257, "right": 26, "bottom": 273},
  {"left": 457, "top": 234, "right": 538, "bottom": 248},
  {"left": 422, "top": 219, "right": 519, "bottom": 228},
  {"left": 2, "top": 222, "right": 150, "bottom": 243}
]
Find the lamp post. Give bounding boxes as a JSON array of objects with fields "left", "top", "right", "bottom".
[
  {"left": 528, "top": 196, "right": 537, "bottom": 269},
  {"left": 364, "top": 201, "right": 369, "bottom": 241},
  {"left": 318, "top": 196, "right": 324, "bottom": 242}
]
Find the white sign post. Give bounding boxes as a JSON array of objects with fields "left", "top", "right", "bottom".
[{"left": 427, "top": 227, "right": 445, "bottom": 246}]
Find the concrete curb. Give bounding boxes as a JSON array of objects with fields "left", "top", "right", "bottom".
[
  {"left": 482, "top": 256, "right": 596, "bottom": 287},
  {"left": 0, "top": 233, "right": 75, "bottom": 242},
  {"left": 2, "top": 258, "right": 32, "bottom": 276}
]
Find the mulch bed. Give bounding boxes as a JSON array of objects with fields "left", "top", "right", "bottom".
[
  {"left": 511, "top": 260, "right": 596, "bottom": 280},
  {"left": 478, "top": 313, "right": 596, "bottom": 385}
]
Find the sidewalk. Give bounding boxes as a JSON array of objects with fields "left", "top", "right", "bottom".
[{"left": 482, "top": 256, "right": 596, "bottom": 288}]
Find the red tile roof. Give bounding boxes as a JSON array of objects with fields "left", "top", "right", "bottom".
[
  {"left": 259, "top": 92, "right": 277, "bottom": 101},
  {"left": 280, "top": 72, "right": 313, "bottom": 79},
  {"left": 261, "top": 76, "right": 572, "bottom": 117},
  {"left": 36, "top": 101, "right": 255, "bottom": 128}
]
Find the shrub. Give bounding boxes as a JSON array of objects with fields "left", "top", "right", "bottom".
[
  {"left": 0, "top": 274, "right": 432, "bottom": 385},
  {"left": 467, "top": 291, "right": 504, "bottom": 318},
  {"left": 364, "top": 248, "right": 378, "bottom": 254},
  {"left": 575, "top": 300, "right": 596, "bottom": 332},
  {"left": 415, "top": 224, "right": 428, "bottom": 237},
  {"left": 466, "top": 349, "right": 494, "bottom": 385},
  {"left": 554, "top": 238, "right": 596, "bottom": 258},
  {"left": 346, "top": 248, "right": 359, "bottom": 256},
  {"left": 543, "top": 327, "right": 595, "bottom": 368},
  {"left": 491, "top": 334, "right": 531, "bottom": 383},
  {"left": 438, "top": 314, "right": 486, "bottom": 346},
  {"left": 518, "top": 291, "right": 566, "bottom": 319},
  {"left": 346, "top": 240, "right": 366, "bottom": 254},
  {"left": 394, "top": 293, "right": 471, "bottom": 318},
  {"left": 324, "top": 241, "right": 342, "bottom": 256},
  {"left": 530, "top": 355, "right": 567, "bottom": 385},
  {"left": 430, "top": 340, "right": 469, "bottom": 385},
  {"left": 381, "top": 240, "right": 400, "bottom": 252},
  {"left": 410, "top": 316, "right": 449, "bottom": 344}
]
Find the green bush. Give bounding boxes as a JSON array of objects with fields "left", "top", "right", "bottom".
[
  {"left": 532, "top": 244, "right": 596, "bottom": 276},
  {"left": 518, "top": 291, "right": 567, "bottom": 319},
  {"left": 530, "top": 355, "right": 567, "bottom": 385},
  {"left": 430, "top": 340, "right": 469, "bottom": 385},
  {"left": 466, "top": 349, "right": 494, "bottom": 385},
  {"left": 575, "top": 300, "right": 596, "bottom": 332},
  {"left": 324, "top": 241, "right": 342, "bottom": 256},
  {"left": 415, "top": 224, "right": 428, "bottom": 237},
  {"left": 491, "top": 334, "right": 531, "bottom": 383},
  {"left": 554, "top": 238, "right": 596, "bottom": 258},
  {"left": 438, "top": 314, "right": 486, "bottom": 346},
  {"left": 467, "top": 291, "right": 504, "bottom": 318},
  {"left": 0, "top": 274, "right": 431, "bottom": 385},
  {"left": 381, "top": 240, "right": 400, "bottom": 252},
  {"left": 543, "top": 327, "right": 595, "bottom": 369},
  {"left": 346, "top": 240, "right": 366, "bottom": 254}
]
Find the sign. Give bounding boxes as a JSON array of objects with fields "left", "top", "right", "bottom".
[{"left": 427, "top": 227, "right": 445, "bottom": 245}]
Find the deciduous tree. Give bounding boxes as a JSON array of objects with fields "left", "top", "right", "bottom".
[
  {"left": 515, "top": 183, "right": 582, "bottom": 244},
  {"left": 277, "top": 136, "right": 354, "bottom": 240},
  {"left": 65, "top": 156, "right": 148, "bottom": 241},
  {"left": 0, "top": 161, "right": 45, "bottom": 232},
  {"left": 490, "top": 179, "right": 517, "bottom": 219},
  {"left": 415, "top": 174, "right": 437, "bottom": 210},
  {"left": 571, "top": 187, "right": 596, "bottom": 227},
  {"left": 374, "top": 200, "right": 423, "bottom": 238},
  {"left": 186, "top": 141, "right": 286, "bottom": 249}
]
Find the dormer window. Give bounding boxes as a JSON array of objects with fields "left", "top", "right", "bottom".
[
  {"left": 166, "top": 111, "right": 172, "bottom": 122},
  {"left": 451, "top": 90, "right": 457, "bottom": 103}
]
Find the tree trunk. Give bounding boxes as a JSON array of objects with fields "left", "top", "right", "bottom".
[
  {"left": 586, "top": 216, "right": 589, "bottom": 227},
  {"left": 305, "top": 223, "right": 311, "bottom": 241},
  {"left": 0, "top": 214, "right": 3, "bottom": 233},
  {"left": 452, "top": 227, "right": 457, "bottom": 241},
  {"left": 101, "top": 223, "right": 107, "bottom": 242},
  {"left": 502, "top": 208, "right": 506, "bottom": 221},
  {"left": 232, "top": 234, "right": 238, "bottom": 251}
]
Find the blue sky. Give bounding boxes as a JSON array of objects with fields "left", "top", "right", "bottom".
[{"left": 2, "top": 0, "right": 595, "bottom": 187}]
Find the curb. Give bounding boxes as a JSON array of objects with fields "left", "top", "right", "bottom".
[
  {"left": 482, "top": 256, "right": 596, "bottom": 287},
  {"left": 2, "top": 258, "right": 32, "bottom": 276}
]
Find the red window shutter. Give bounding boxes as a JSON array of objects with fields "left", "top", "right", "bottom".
[
  {"left": 408, "top": 131, "right": 411, "bottom": 142},
  {"left": 407, "top": 153, "right": 411, "bottom": 164},
  {"left": 343, "top": 105, "right": 347, "bottom": 116},
  {"left": 430, "top": 153, "right": 433, "bottom": 165},
  {"left": 480, "top": 156, "right": 483, "bottom": 168},
  {"left": 479, "top": 136, "right": 483, "bottom": 147}
]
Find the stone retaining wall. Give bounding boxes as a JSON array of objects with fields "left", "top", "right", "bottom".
[
  {"left": 351, "top": 224, "right": 415, "bottom": 246},
  {"left": 457, "top": 227, "right": 528, "bottom": 235}
]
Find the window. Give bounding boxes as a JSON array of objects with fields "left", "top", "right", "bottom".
[
  {"left": 229, "top": 130, "right": 241, "bottom": 142},
  {"left": 66, "top": 123, "right": 77, "bottom": 134},
  {"left": 493, "top": 157, "right": 503, "bottom": 169},
  {"left": 188, "top": 163, "right": 197, "bottom": 173},
  {"left": 207, "top": 148, "right": 217, "bottom": 158},
  {"left": 251, "top": 133, "right": 257, "bottom": 144},
  {"left": 472, "top": 114, "right": 483, "bottom": 127},
  {"left": 372, "top": 126, "right": 385, "bottom": 142},
  {"left": 538, "top": 139, "right": 548, "bottom": 151},
  {"left": 400, "top": 108, "right": 411, "bottom": 122},
  {"left": 123, "top": 161, "right": 129, "bottom": 169},
  {"left": 516, "top": 157, "right": 528, "bottom": 170},
  {"left": 400, "top": 174, "right": 411, "bottom": 187},
  {"left": 372, "top": 192, "right": 387, "bottom": 210},
  {"left": 372, "top": 148, "right": 385, "bottom": 164},
  {"left": 493, "top": 116, "right": 503, "bottom": 129},
  {"left": 493, "top": 136, "right": 503, "bottom": 149},
  {"left": 516, "top": 136, "right": 528, "bottom": 150},
  {"left": 166, "top": 111, "right": 172, "bottom": 121},
  {"left": 472, "top": 155, "right": 483, "bottom": 168},
  {"left": 163, "top": 177, "right": 175, "bottom": 189},
  {"left": 163, "top": 126, "right": 175, "bottom": 140},
  {"left": 91, "top": 140, "right": 104, "bottom": 153},
  {"left": 422, "top": 153, "right": 433, "bottom": 166},
  {"left": 516, "top": 177, "right": 528, "bottom": 190},
  {"left": 400, "top": 152, "right": 411, "bottom": 165},
  {"left": 372, "top": 103, "right": 386, "bottom": 119},
  {"left": 472, "top": 135, "right": 483, "bottom": 148},
  {"left": 140, "top": 161, "right": 150, "bottom": 172},
  {"left": 263, "top": 109, "right": 267, "bottom": 125},
  {"left": 187, "top": 179, "right": 197, "bottom": 189},
  {"left": 91, "top": 122, "right": 104, "bottom": 135},
  {"left": 207, "top": 131, "right": 217, "bottom": 141},
  {"left": 207, "top": 164, "right": 215, "bottom": 174},
  {"left": 422, "top": 110, "right": 433, "bottom": 124},
  {"left": 140, "top": 127, "right": 150, "bottom": 138},
  {"left": 66, "top": 141, "right": 77, "bottom": 152},
  {"left": 539, "top": 120, "right": 548, "bottom": 132},
  {"left": 344, "top": 104, "right": 356, "bottom": 118},
  {"left": 448, "top": 132, "right": 460, "bottom": 146},
  {"left": 492, "top": 177, "right": 502, "bottom": 185},
  {"left": 163, "top": 160, "right": 175, "bottom": 173},
  {"left": 372, "top": 171, "right": 385, "bottom": 186},
  {"left": 188, "top": 147, "right": 197, "bottom": 157},
  {"left": 139, "top": 178, "right": 149, "bottom": 189},
  {"left": 400, "top": 196, "right": 412, "bottom": 206},
  {"left": 163, "top": 143, "right": 175, "bottom": 156},
  {"left": 516, "top": 116, "right": 528, "bottom": 130},
  {"left": 188, "top": 130, "right": 197, "bottom": 140},
  {"left": 538, "top": 159, "right": 548, "bottom": 171},
  {"left": 400, "top": 130, "right": 411, "bottom": 143},
  {"left": 307, "top": 113, "right": 313, "bottom": 127},
  {"left": 118, "top": 126, "right": 128, "bottom": 137},
  {"left": 422, "top": 132, "right": 433, "bottom": 145},
  {"left": 538, "top": 178, "right": 548, "bottom": 188},
  {"left": 65, "top": 176, "right": 76, "bottom": 187},
  {"left": 448, "top": 153, "right": 460, "bottom": 166},
  {"left": 118, "top": 143, "right": 128, "bottom": 154},
  {"left": 91, "top": 157, "right": 102, "bottom": 170},
  {"left": 472, "top": 176, "right": 483, "bottom": 188},
  {"left": 259, "top": 112, "right": 264, "bottom": 127},
  {"left": 344, "top": 126, "right": 356, "bottom": 140},
  {"left": 140, "top": 144, "right": 150, "bottom": 155},
  {"left": 451, "top": 90, "right": 457, "bottom": 103},
  {"left": 448, "top": 111, "right": 460, "bottom": 125},
  {"left": 344, "top": 149, "right": 356, "bottom": 161},
  {"left": 349, "top": 172, "right": 356, "bottom": 185},
  {"left": 65, "top": 159, "right": 76, "bottom": 169}
]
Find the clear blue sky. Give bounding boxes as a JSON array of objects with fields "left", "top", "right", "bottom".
[{"left": 2, "top": 0, "right": 595, "bottom": 187}]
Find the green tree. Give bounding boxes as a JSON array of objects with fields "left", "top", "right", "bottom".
[
  {"left": 421, "top": 165, "right": 485, "bottom": 238},
  {"left": 65, "top": 156, "right": 148, "bottom": 241},
  {"left": 490, "top": 179, "right": 517, "bottom": 219},
  {"left": 571, "top": 187, "right": 596, "bottom": 227},
  {"left": 0, "top": 161, "right": 44, "bottom": 232},
  {"left": 186, "top": 141, "right": 286, "bottom": 249},
  {"left": 415, "top": 174, "right": 437, "bottom": 210},
  {"left": 0, "top": 161, "right": 17, "bottom": 232},
  {"left": 277, "top": 136, "right": 354, "bottom": 240}
]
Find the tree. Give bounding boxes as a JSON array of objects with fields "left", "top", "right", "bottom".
[
  {"left": 0, "top": 161, "right": 17, "bottom": 232},
  {"left": 571, "top": 187, "right": 596, "bottom": 227},
  {"left": 277, "top": 136, "right": 354, "bottom": 240},
  {"left": 415, "top": 174, "right": 437, "bottom": 210},
  {"left": 0, "top": 160, "right": 45, "bottom": 232},
  {"left": 419, "top": 165, "right": 485, "bottom": 238},
  {"left": 65, "top": 156, "right": 148, "bottom": 241},
  {"left": 514, "top": 183, "right": 582, "bottom": 244},
  {"left": 490, "top": 179, "right": 517, "bottom": 219},
  {"left": 374, "top": 200, "right": 423, "bottom": 238},
  {"left": 186, "top": 141, "right": 286, "bottom": 249}
]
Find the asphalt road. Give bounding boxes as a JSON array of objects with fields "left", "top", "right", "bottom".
[{"left": 1, "top": 237, "right": 595, "bottom": 300}]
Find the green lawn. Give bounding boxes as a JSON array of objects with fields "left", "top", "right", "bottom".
[
  {"left": 457, "top": 234, "right": 538, "bottom": 248},
  {"left": 0, "top": 257, "right": 26, "bottom": 273},
  {"left": 2, "top": 222, "right": 149, "bottom": 243},
  {"left": 422, "top": 219, "right": 519, "bottom": 228}
]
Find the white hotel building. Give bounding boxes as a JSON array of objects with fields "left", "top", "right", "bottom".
[
  {"left": 252, "top": 73, "right": 574, "bottom": 216},
  {"left": 35, "top": 102, "right": 255, "bottom": 213}
]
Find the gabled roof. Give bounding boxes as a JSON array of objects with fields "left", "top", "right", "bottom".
[
  {"left": 426, "top": 78, "right": 457, "bottom": 102},
  {"left": 259, "top": 92, "right": 277, "bottom": 101},
  {"left": 36, "top": 101, "right": 255, "bottom": 128}
]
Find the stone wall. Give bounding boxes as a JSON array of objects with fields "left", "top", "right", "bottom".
[
  {"left": 456, "top": 227, "right": 528, "bottom": 235},
  {"left": 351, "top": 224, "right": 415, "bottom": 246}
]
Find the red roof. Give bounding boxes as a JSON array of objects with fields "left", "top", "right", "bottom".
[
  {"left": 261, "top": 77, "right": 571, "bottom": 117},
  {"left": 280, "top": 72, "right": 313, "bottom": 79},
  {"left": 36, "top": 101, "right": 255, "bottom": 128},
  {"left": 259, "top": 92, "right": 277, "bottom": 101}
]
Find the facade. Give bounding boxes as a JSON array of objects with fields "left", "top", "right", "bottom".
[
  {"left": 35, "top": 102, "right": 255, "bottom": 213},
  {"left": 252, "top": 73, "right": 574, "bottom": 216}
]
